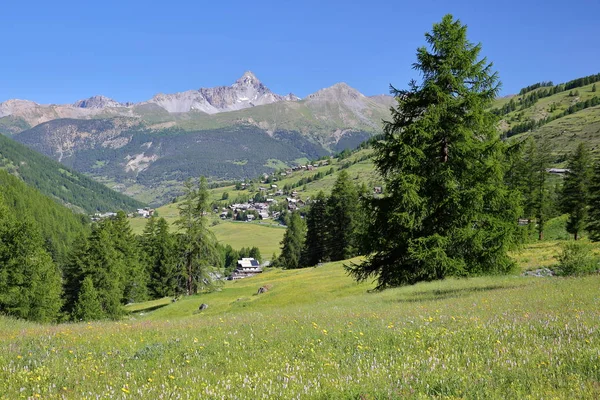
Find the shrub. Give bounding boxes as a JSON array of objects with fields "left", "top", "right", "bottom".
[{"left": 555, "top": 242, "right": 598, "bottom": 276}]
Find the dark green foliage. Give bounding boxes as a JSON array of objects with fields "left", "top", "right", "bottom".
[
  {"left": 586, "top": 162, "right": 600, "bottom": 241},
  {"left": 175, "top": 177, "right": 221, "bottom": 295},
  {"left": 593, "top": 84, "right": 597, "bottom": 93},
  {"left": 64, "top": 214, "right": 146, "bottom": 320},
  {"left": 72, "top": 276, "right": 104, "bottom": 321},
  {"left": 302, "top": 191, "right": 329, "bottom": 267},
  {"left": 555, "top": 241, "right": 598, "bottom": 276},
  {"left": 517, "top": 139, "right": 554, "bottom": 240},
  {"left": 0, "top": 169, "right": 89, "bottom": 265},
  {"left": 505, "top": 96, "right": 600, "bottom": 137},
  {"left": 561, "top": 144, "right": 592, "bottom": 240},
  {"left": 325, "top": 171, "right": 360, "bottom": 261},
  {"left": 0, "top": 133, "right": 145, "bottom": 212},
  {"left": 518, "top": 81, "right": 554, "bottom": 96},
  {"left": 0, "top": 196, "right": 63, "bottom": 322},
  {"left": 276, "top": 212, "right": 306, "bottom": 269},
  {"left": 140, "top": 217, "right": 179, "bottom": 299},
  {"left": 347, "top": 15, "right": 520, "bottom": 289}
]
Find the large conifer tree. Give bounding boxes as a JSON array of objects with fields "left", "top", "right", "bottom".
[
  {"left": 175, "top": 177, "right": 220, "bottom": 295},
  {"left": 561, "top": 143, "right": 592, "bottom": 240},
  {"left": 302, "top": 191, "right": 329, "bottom": 267},
  {"left": 347, "top": 15, "right": 520, "bottom": 289}
]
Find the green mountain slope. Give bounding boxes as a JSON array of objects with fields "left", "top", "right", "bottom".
[
  {"left": 492, "top": 73, "right": 600, "bottom": 158},
  {"left": 0, "top": 169, "right": 89, "bottom": 263},
  {"left": 0, "top": 133, "right": 145, "bottom": 212}
]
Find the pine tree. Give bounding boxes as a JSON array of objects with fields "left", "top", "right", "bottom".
[
  {"left": 277, "top": 212, "right": 306, "bottom": 269},
  {"left": 347, "top": 15, "right": 520, "bottom": 289},
  {"left": 561, "top": 143, "right": 592, "bottom": 240},
  {"left": 111, "top": 211, "right": 147, "bottom": 303},
  {"left": 175, "top": 177, "right": 221, "bottom": 295},
  {"left": 0, "top": 196, "right": 63, "bottom": 322},
  {"left": 141, "top": 217, "right": 178, "bottom": 298},
  {"left": 592, "top": 84, "right": 597, "bottom": 93},
  {"left": 302, "top": 191, "right": 329, "bottom": 266},
  {"left": 525, "top": 139, "right": 553, "bottom": 240},
  {"left": 586, "top": 161, "right": 600, "bottom": 241},
  {"left": 326, "top": 171, "right": 360, "bottom": 261},
  {"left": 73, "top": 276, "right": 104, "bottom": 321}
]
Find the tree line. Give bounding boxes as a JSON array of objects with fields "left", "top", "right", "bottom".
[
  {"left": 0, "top": 176, "right": 262, "bottom": 322},
  {"left": 274, "top": 170, "right": 371, "bottom": 269}
]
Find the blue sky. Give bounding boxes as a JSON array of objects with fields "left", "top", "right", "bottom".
[{"left": 0, "top": 0, "right": 598, "bottom": 104}]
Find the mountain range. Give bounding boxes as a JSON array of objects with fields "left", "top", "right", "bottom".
[{"left": 0, "top": 72, "right": 393, "bottom": 205}]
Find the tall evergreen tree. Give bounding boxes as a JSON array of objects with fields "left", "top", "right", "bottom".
[
  {"left": 72, "top": 276, "right": 104, "bottom": 321},
  {"left": 347, "top": 15, "right": 520, "bottom": 289},
  {"left": 326, "top": 171, "right": 360, "bottom": 261},
  {"left": 141, "top": 217, "right": 178, "bottom": 298},
  {"left": 175, "top": 177, "right": 221, "bottom": 295},
  {"left": 561, "top": 143, "right": 592, "bottom": 240},
  {"left": 277, "top": 212, "right": 306, "bottom": 269},
  {"left": 586, "top": 161, "right": 600, "bottom": 241},
  {"left": 524, "top": 139, "right": 553, "bottom": 240},
  {"left": 302, "top": 191, "right": 329, "bottom": 267},
  {"left": 0, "top": 196, "right": 63, "bottom": 322},
  {"left": 111, "top": 211, "right": 147, "bottom": 303}
]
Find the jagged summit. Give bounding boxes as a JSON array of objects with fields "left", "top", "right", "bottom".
[
  {"left": 147, "top": 71, "right": 298, "bottom": 114},
  {"left": 234, "top": 71, "right": 260, "bottom": 87},
  {"left": 73, "top": 95, "right": 122, "bottom": 109}
]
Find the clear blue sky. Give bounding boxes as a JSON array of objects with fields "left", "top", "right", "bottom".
[{"left": 1, "top": 0, "right": 598, "bottom": 104}]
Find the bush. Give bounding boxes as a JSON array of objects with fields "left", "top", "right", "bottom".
[{"left": 555, "top": 242, "right": 598, "bottom": 276}]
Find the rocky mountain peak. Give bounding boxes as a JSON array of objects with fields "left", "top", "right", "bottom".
[
  {"left": 74, "top": 95, "right": 122, "bottom": 109},
  {"left": 234, "top": 71, "right": 260, "bottom": 87},
  {"left": 306, "top": 82, "right": 365, "bottom": 102}
]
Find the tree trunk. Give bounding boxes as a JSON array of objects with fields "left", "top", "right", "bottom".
[
  {"left": 574, "top": 231, "right": 579, "bottom": 241},
  {"left": 441, "top": 138, "right": 448, "bottom": 163}
]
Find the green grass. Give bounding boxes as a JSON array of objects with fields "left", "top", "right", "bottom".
[
  {"left": 2, "top": 255, "right": 600, "bottom": 398},
  {"left": 210, "top": 221, "right": 285, "bottom": 258}
]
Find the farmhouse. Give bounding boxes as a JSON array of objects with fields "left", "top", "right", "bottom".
[{"left": 230, "top": 258, "right": 263, "bottom": 280}]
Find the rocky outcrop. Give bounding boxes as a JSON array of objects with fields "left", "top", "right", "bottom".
[
  {"left": 146, "top": 71, "right": 299, "bottom": 114},
  {"left": 73, "top": 95, "right": 124, "bottom": 109}
]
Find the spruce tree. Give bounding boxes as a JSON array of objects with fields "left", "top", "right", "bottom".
[
  {"left": 586, "top": 161, "right": 600, "bottom": 241},
  {"left": 175, "top": 177, "right": 221, "bottom": 295},
  {"left": 593, "top": 84, "right": 597, "bottom": 93},
  {"left": 0, "top": 197, "right": 63, "bottom": 322},
  {"left": 73, "top": 276, "right": 104, "bottom": 321},
  {"left": 142, "top": 217, "right": 178, "bottom": 298},
  {"left": 302, "top": 191, "right": 329, "bottom": 266},
  {"left": 561, "top": 143, "right": 592, "bottom": 240},
  {"left": 277, "top": 212, "right": 306, "bottom": 269},
  {"left": 326, "top": 171, "right": 360, "bottom": 261},
  {"left": 347, "top": 15, "right": 520, "bottom": 289}
]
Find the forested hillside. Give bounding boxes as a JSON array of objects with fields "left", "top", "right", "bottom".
[
  {"left": 0, "top": 169, "right": 89, "bottom": 265},
  {"left": 492, "top": 73, "right": 600, "bottom": 158},
  {"left": 0, "top": 133, "right": 145, "bottom": 212}
]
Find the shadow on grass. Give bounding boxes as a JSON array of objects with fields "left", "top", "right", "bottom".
[
  {"left": 395, "top": 284, "right": 520, "bottom": 303},
  {"left": 127, "top": 303, "right": 170, "bottom": 314}
]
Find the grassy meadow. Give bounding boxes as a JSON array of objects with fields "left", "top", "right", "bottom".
[{"left": 2, "top": 245, "right": 600, "bottom": 398}]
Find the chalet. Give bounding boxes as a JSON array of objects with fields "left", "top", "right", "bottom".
[
  {"left": 247, "top": 214, "right": 255, "bottom": 221},
  {"left": 259, "top": 211, "right": 269, "bottom": 219},
  {"left": 291, "top": 191, "right": 298, "bottom": 197},
  {"left": 137, "top": 208, "right": 155, "bottom": 218},
  {"left": 374, "top": 186, "right": 383, "bottom": 194},
  {"left": 307, "top": 164, "right": 314, "bottom": 171},
  {"left": 230, "top": 258, "right": 263, "bottom": 280},
  {"left": 271, "top": 184, "right": 278, "bottom": 189}
]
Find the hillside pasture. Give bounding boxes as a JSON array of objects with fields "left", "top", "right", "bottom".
[{"left": 1, "top": 254, "right": 600, "bottom": 398}]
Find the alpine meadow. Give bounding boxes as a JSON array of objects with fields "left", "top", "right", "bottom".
[{"left": 2, "top": 11, "right": 600, "bottom": 400}]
